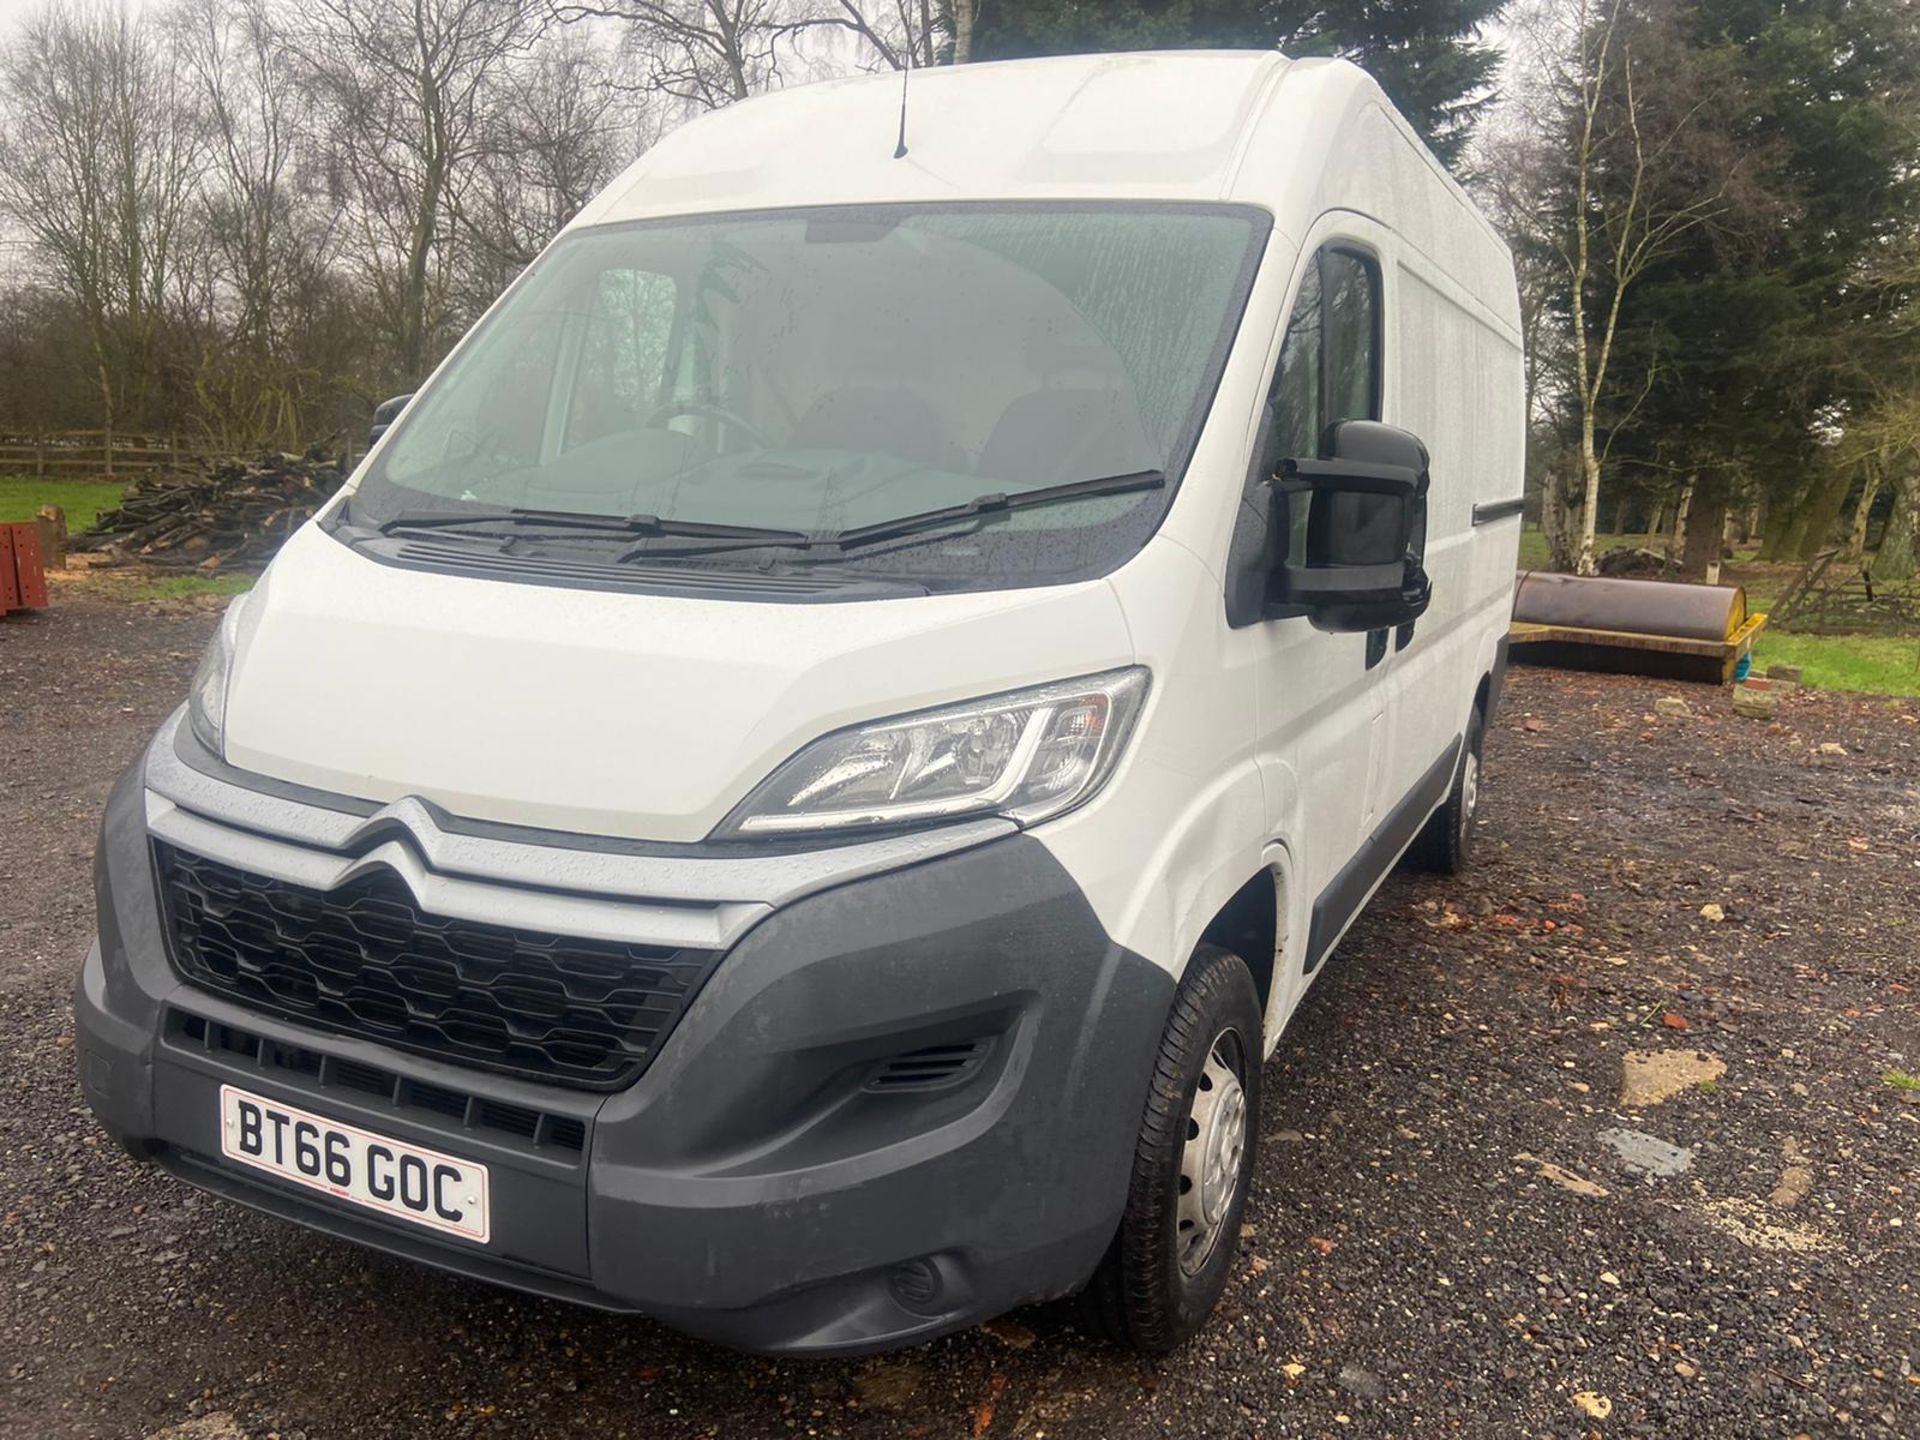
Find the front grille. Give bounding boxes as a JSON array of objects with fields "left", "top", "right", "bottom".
[
  {"left": 154, "top": 842, "right": 720, "bottom": 1089},
  {"left": 166, "top": 1008, "right": 587, "bottom": 1154}
]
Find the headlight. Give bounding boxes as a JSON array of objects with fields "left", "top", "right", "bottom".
[
  {"left": 718, "top": 667, "right": 1150, "bottom": 838},
  {"left": 187, "top": 596, "right": 247, "bottom": 757}
]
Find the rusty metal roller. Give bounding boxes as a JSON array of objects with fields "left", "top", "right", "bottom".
[
  {"left": 1509, "top": 572, "right": 1767, "bottom": 683},
  {"left": 1514, "top": 572, "right": 1749, "bottom": 641}
]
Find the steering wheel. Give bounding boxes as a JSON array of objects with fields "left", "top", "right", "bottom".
[{"left": 647, "top": 399, "right": 774, "bottom": 450}]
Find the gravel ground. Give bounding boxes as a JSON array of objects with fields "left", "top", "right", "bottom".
[{"left": 3, "top": 587, "right": 1917, "bottom": 1440}]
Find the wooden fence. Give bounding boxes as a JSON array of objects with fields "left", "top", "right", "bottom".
[
  {"left": 1773, "top": 547, "right": 1920, "bottom": 634},
  {"left": 0, "top": 431, "right": 229, "bottom": 478}
]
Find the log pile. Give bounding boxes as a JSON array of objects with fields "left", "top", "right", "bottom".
[
  {"left": 1594, "top": 545, "right": 1675, "bottom": 580},
  {"left": 75, "top": 447, "right": 346, "bottom": 572}
]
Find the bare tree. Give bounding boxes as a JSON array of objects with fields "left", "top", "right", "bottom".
[
  {"left": 0, "top": 1, "right": 205, "bottom": 429},
  {"left": 551, "top": 0, "right": 795, "bottom": 109},
  {"left": 456, "top": 31, "right": 631, "bottom": 307},
  {"left": 292, "top": 0, "right": 540, "bottom": 380},
  {"left": 549, "top": 0, "right": 968, "bottom": 122},
  {"left": 176, "top": 0, "right": 292, "bottom": 348},
  {"left": 806, "top": 1, "right": 969, "bottom": 67},
  {"left": 172, "top": 0, "right": 348, "bottom": 445}
]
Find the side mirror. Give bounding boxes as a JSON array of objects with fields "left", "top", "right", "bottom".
[
  {"left": 1269, "top": 420, "right": 1432, "bottom": 634},
  {"left": 369, "top": 392, "right": 414, "bottom": 449}
]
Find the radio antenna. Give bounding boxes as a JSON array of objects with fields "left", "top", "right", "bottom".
[{"left": 893, "top": 58, "right": 910, "bottom": 159}]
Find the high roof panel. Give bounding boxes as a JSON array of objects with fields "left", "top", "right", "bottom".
[{"left": 577, "top": 51, "right": 1297, "bottom": 225}]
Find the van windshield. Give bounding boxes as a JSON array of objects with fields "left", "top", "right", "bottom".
[{"left": 347, "top": 203, "right": 1267, "bottom": 590}]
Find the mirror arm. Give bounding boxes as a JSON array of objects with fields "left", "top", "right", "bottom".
[{"left": 1277, "top": 457, "right": 1422, "bottom": 496}]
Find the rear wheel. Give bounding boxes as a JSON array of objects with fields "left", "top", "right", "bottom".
[
  {"left": 1409, "top": 704, "right": 1485, "bottom": 874},
  {"left": 1080, "top": 944, "right": 1262, "bottom": 1352}
]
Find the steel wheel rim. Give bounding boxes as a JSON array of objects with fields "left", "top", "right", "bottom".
[
  {"left": 1176, "top": 1029, "right": 1249, "bottom": 1277},
  {"left": 1461, "top": 750, "right": 1481, "bottom": 833}
]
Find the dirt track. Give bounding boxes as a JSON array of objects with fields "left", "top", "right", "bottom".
[{"left": 3, "top": 589, "right": 1917, "bottom": 1439}]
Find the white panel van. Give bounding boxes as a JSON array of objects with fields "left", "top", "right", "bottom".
[{"left": 77, "top": 51, "right": 1524, "bottom": 1354}]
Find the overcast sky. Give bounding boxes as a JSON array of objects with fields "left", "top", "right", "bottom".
[
  {"left": 0, "top": 0, "right": 157, "bottom": 39},
  {"left": 0, "top": 0, "right": 47, "bottom": 36}
]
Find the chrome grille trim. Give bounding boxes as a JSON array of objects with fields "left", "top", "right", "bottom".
[
  {"left": 146, "top": 792, "right": 758, "bottom": 950},
  {"left": 142, "top": 709, "right": 1014, "bottom": 926}
]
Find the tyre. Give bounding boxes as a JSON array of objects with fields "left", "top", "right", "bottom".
[
  {"left": 1080, "top": 944, "right": 1263, "bottom": 1352},
  {"left": 1408, "top": 703, "right": 1485, "bottom": 875}
]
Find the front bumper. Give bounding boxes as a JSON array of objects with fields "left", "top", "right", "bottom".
[{"left": 76, "top": 758, "right": 1173, "bottom": 1354}]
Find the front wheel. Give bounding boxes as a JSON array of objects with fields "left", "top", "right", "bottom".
[
  {"left": 1080, "top": 944, "right": 1262, "bottom": 1352},
  {"left": 1408, "top": 704, "right": 1485, "bottom": 875}
]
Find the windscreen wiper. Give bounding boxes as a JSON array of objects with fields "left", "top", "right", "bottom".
[
  {"left": 375, "top": 506, "right": 809, "bottom": 546},
  {"left": 826, "top": 469, "right": 1167, "bottom": 549},
  {"left": 375, "top": 507, "right": 619, "bottom": 536},
  {"left": 378, "top": 473, "right": 1165, "bottom": 560},
  {"left": 618, "top": 470, "right": 1170, "bottom": 561}
]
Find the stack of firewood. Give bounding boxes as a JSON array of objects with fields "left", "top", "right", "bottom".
[
  {"left": 75, "top": 448, "right": 346, "bottom": 571},
  {"left": 1594, "top": 546, "right": 1675, "bottom": 580}
]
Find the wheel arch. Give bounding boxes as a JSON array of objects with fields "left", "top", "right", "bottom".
[
  {"left": 1200, "top": 868, "right": 1278, "bottom": 1020},
  {"left": 1193, "top": 840, "right": 1303, "bottom": 1057}
]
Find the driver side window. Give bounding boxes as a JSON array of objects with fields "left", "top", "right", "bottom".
[
  {"left": 565, "top": 268, "right": 679, "bottom": 450},
  {"left": 1261, "top": 246, "right": 1381, "bottom": 475},
  {"left": 1261, "top": 246, "right": 1381, "bottom": 566}
]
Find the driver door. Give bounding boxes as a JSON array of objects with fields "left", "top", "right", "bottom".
[{"left": 1248, "top": 223, "right": 1400, "bottom": 999}]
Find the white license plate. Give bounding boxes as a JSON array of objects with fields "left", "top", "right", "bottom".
[{"left": 218, "top": 1084, "right": 491, "bottom": 1243}]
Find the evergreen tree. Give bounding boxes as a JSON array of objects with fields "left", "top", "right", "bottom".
[
  {"left": 970, "top": 0, "right": 1508, "bottom": 167},
  {"left": 1581, "top": 0, "right": 1920, "bottom": 565}
]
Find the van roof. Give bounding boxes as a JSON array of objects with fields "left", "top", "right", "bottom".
[
  {"left": 570, "top": 49, "right": 1515, "bottom": 316},
  {"left": 577, "top": 51, "right": 1314, "bottom": 224}
]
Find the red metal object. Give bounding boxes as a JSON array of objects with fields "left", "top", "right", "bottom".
[{"left": 1, "top": 522, "right": 49, "bottom": 615}]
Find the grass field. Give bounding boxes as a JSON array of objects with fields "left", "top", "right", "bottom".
[
  {"left": 1749, "top": 630, "right": 1920, "bottom": 697},
  {"left": 0, "top": 476, "right": 125, "bottom": 533},
  {"left": 127, "top": 574, "right": 254, "bottom": 603}
]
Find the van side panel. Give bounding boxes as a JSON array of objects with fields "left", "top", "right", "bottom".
[{"left": 1382, "top": 261, "right": 1525, "bottom": 801}]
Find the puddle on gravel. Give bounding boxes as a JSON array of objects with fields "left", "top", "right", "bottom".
[{"left": 1599, "top": 1126, "right": 1696, "bottom": 1178}]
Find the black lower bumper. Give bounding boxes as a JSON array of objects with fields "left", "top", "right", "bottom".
[{"left": 76, "top": 762, "right": 1174, "bottom": 1354}]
